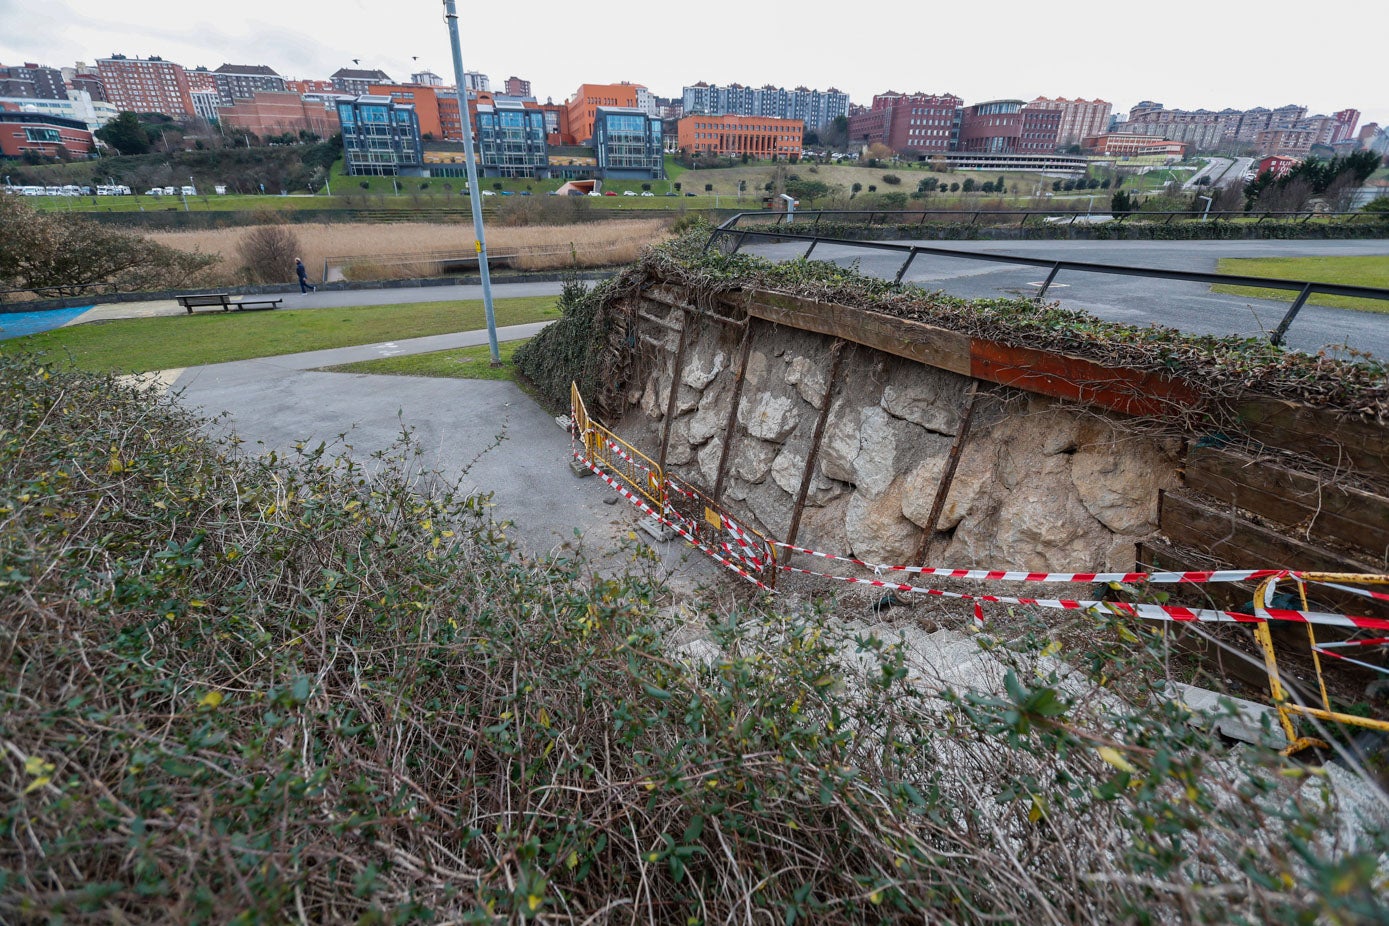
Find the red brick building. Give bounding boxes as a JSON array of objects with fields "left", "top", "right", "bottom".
[
  {"left": 677, "top": 113, "right": 802, "bottom": 159},
  {"left": 846, "top": 91, "right": 961, "bottom": 154},
  {"left": 0, "top": 111, "right": 94, "bottom": 158},
  {"left": 565, "top": 83, "right": 645, "bottom": 144},
  {"left": 1018, "top": 105, "right": 1061, "bottom": 153},
  {"left": 957, "top": 100, "right": 1024, "bottom": 153}
]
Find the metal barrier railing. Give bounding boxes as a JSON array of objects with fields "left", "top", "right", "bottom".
[
  {"left": 705, "top": 220, "right": 1389, "bottom": 347},
  {"left": 719, "top": 207, "right": 1380, "bottom": 229}
]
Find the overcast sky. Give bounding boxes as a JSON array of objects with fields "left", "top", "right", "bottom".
[{"left": 2, "top": 0, "right": 1384, "bottom": 130}]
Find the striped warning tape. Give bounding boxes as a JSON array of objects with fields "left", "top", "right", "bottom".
[
  {"left": 771, "top": 541, "right": 1288, "bottom": 586},
  {"left": 573, "top": 452, "right": 771, "bottom": 591},
  {"left": 775, "top": 562, "right": 1389, "bottom": 632}
]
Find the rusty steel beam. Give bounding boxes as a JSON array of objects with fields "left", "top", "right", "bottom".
[
  {"left": 657, "top": 308, "right": 692, "bottom": 475},
  {"left": 712, "top": 323, "right": 755, "bottom": 504},
  {"left": 785, "top": 340, "right": 847, "bottom": 549},
  {"left": 913, "top": 383, "right": 982, "bottom": 566}
]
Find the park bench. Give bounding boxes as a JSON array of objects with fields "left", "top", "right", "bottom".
[{"left": 176, "top": 293, "right": 283, "bottom": 314}]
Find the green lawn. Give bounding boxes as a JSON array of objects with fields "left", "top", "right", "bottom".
[
  {"left": 321, "top": 338, "right": 530, "bottom": 381},
  {"left": 0, "top": 297, "right": 559, "bottom": 373},
  {"left": 1213, "top": 256, "right": 1389, "bottom": 313}
]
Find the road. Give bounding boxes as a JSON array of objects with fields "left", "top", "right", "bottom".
[{"left": 743, "top": 238, "right": 1389, "bottom": 359}]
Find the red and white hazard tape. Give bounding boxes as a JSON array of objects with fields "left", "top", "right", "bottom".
[
  {"left": 574, "top": 452, "right": 771, "bottom": 590},
  {"left": 775, "top": 562, "right": 1389, "bottom": 632},
  {"left": 771, "top": 541, "right": 1287, "bottom": 586}
]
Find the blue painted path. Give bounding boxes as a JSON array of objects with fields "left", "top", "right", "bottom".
[{"left": 0, "top": 306, "right": 92, "bottom": 341}]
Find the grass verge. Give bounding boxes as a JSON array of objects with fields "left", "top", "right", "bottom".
[
  {"left": 0, "top": 296, "right": 559, "bottom": 373},
  {"left": 321, "top": 338, "right": 529, "bottom": 382},
  {"left": 1213, "top": 255, "right": 1389, "bottom": 313}
]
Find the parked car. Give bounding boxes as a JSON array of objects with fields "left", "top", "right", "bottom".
[
  {"left": 604, "top": 191, "right": 617, "bottom": 196},
  {"left": 684, "top": 192, "right": 696, "bottom": 197},
  {"left": 622, "top": 190, "right": 636, "bottom": 196},
  {"left": 640, "top": 191, "right": 654, "bottom": 197},
  {"left": 664, "top": 192, "right": 677, "bottom": 197},
  {"left": 481, "top": 190, "right": 495, "bottom": 196},
  {"left": 587, "top": 191, "right": 601, "bottom": 197}
]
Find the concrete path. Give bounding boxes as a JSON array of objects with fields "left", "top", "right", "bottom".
[
  {"left": 61, "top": 280, "right": 571, "bottom": 327},
  {"left": 166, "top": 321, "right": 725, "bottom": 592}
]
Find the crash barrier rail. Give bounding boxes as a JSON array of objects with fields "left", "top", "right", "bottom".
[
  {"left": 704, "top": 219, "right": 1389, "bottom": 347},
  {"left": 722, "top": 207, "right": 1380, "bottom": 230},
  {"left": 572, "top": 380, "right": 1389, "bottom": 752}
]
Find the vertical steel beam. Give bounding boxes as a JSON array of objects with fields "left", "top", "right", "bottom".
[
  {"left": 1035, "top": 262, "right": 1063, "bottom": 300},
  {"left": 785, "top": 341, "right": 847, "bottom": 549},
  {"left": 912, "top": 385, "right": 982, "bottom": 566},
  {"left": 893, "top": 248, "right": 920, "bottom": 286},
  {"left": 1270, "top": 283, "right": 1315, "bottom": 346},
  {"left": 657, "top": 308, "right": 692, "bottom": 474},
  {"left": 712, "top": 323, "right": 755, "bottom": 504}
]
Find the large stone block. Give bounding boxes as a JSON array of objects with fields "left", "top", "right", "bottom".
[
  {"left": 1072, "top": 439, "right": 1179, "bottom": 536},
  {"left": 730, "top": 439, "right": 779, "bottom": 484},
  {"left": 770, "top": 443, "right": 844, "bottom": 506},
  {"left": 786, "top": 354, "right": 830, "bottom": 409},
  {"left": 880, "top": 362, "right": 969, "bottom": 435},
  {"left": 681, "top": 339, "right": 728, "bottom": 391},
  {"left": 844, "top": 480, "right": 923, "bottom": 567}
]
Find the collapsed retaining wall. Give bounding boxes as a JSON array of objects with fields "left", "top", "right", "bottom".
[{"left": 603, "top": 278, "right": 1389, "bottom": 578}]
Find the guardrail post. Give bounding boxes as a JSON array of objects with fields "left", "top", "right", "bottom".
[
  {"left": 813, "top": 211, "right": 823, "bottom": 229},
  {"left": 893, "top": 247, "right": 919, "bottom": 285},
  {"left": 1035, "top": 262, "right": 1063, "bottom": 300},
  {"left": 970, "top": 211, "right": 980, "bottom": 227},
  {"left": 803, "top": 239, "right": 819, "bottom": 260},
  {"left": 733, "top": 230, "right": 748, "bottom": 254},
  {"left": 1270, "top": 284, "right": 1315, "bottom": 346}
]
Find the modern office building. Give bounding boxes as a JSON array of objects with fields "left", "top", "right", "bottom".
[
  {"left": 957, "top": 100, "right": 1025, "bottom": 153},
  {"left": 1082, "top": 134, "right": 1187, "bottom": 158},
  {"left": 219, "top": 90, "right": 341, "bottom": 139},
  {"left": 564, "top": 83, "right": 648, "bottom": 144},
  {"left": 475, "top": 99, "right": 549, "bottom": 177},
  {"left": 190, "top": 89, "right": 221, "bottom": 124},
  {"left": 0, "top": 111, "right": 94, "bottom": 158},
  {"left": 677, "top": 113, "right": 802, "bottom": 160},
  {"left": 336, "top": 94, "right": 422, "bottom": 175},
  {"left": 592, "top": 107, "right": 664, "bottom": 178},
  {"left": 212, "top": 64, "right": 287, "bottom": 105},
  {"left": 96, "top": 54, "right": 195, "bottom": 117},
  {"left": 0, "top": 91, "right": 118, "bottom": 132},
  {"left": 681, "top": 82, "right": 849, "bottom": 130}
]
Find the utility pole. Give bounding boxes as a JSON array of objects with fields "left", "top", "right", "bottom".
[{"left": 443, "top": 0, "right": 500, "bottom": 364}]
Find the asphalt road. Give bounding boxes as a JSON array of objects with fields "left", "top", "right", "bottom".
[{"left": 743, "top": 238, "right": 1389, "bottom": 359}]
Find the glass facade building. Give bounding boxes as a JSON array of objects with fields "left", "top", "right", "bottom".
[
  {"left": 476, "top": 102, "right": 549, "bottom": 178},
  {"left": 336, "top": 95, "right": 423, "bottom": 175},
  {"left": 592, "top": 107, "right": 663, "bottom": 179}
]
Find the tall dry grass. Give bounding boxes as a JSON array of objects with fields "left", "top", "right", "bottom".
[{"left": 149, "top": 219, "right": 674, "bottom": 286}]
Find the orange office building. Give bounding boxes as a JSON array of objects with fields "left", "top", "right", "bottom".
[
  {"left": 565, "top": 82, "right": 645, "bottom": 144},
  {"left": 677, "top": 114, "right": 803, "bottom": 160}
]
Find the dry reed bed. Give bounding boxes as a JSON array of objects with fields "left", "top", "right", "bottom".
[{"left": 149, "top": 220, "right": 674, "bottom": 285}]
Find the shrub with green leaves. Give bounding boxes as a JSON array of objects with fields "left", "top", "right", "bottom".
[{"left": 0, "top": 353, "right": 1385, "bottom": 923}]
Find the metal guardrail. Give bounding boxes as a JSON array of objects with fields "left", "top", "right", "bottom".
[
  {"left": 720, "top": 207, "right": 1380, "bottom": 229},
  {"left": 705, "top": 216, "right": 1389, "bottom": 347}
]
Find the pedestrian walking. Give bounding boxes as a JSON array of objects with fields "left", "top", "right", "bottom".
[{"left": 295, "top": 257, "right": 317, "bottom": 294}]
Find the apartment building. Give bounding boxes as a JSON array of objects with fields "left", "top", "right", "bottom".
[
  {"left": 96, "top": 54, "right": 195, "bottom": 117},
  {"left": 682, "top": 82, "right": 848, "bottom": 130},
  {"left": 219, "top": 90, "right": 340, "bottom": 139},
  {"left": 1025, "top": 97, "right": 1111, "bottom": 146},
  {"left": 336, "top": 94, "right": 422, "bottom": 175},
  {"left": 332, "top": 68, "right": 393, "bottom": 96},
  {"left": 504, "top": 76, "right": 531, "bottom": 97},
  {"left": 69, "top": 71, "right": 106, "bottom": 103},
  {"left": 0, "top": 62, "right": 68, "bottom": 100},
  {"left": 677, "top": 113, "right": 803, "bottom": 160},
  {"left": 846, "top": 92, "right": 961, "bottom": 153},
  {"left": 212, "top": 64, "right": 287, "bottom": 105},
  {"left": 1018, "top": 104, "right": 1061, "bottom": 153},
  {"left": 411, "top": 70, "right": 445, "bottom": 87}
]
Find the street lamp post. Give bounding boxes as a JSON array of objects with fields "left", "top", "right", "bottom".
[
  {"left": 442, "top": 0, "right": 500, "bottom": 365},
  {"left": 1199, "top": 194, "right": 1214, "bottom": 221}
]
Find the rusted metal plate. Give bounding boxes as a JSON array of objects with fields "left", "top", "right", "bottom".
[{"left": 969, "top": 340, "right": 1204, "bottom": 418}]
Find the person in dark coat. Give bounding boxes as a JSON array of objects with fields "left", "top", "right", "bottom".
[{"left": 295, "top": 257, "right": 316, "bottom": 294}]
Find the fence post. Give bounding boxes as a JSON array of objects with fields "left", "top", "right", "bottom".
[
  {"left": 893, "top": 248, "right": 919, "bottom": 286},
  {"left": 803, "top": 239, "right": 819, "bottom": 260},
  {"left": 1270, "top": 284, "right": 1315, "bottom": 347},
  {"left": 1035, "top": 262, "right": 1063, "bottom": 300}
]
